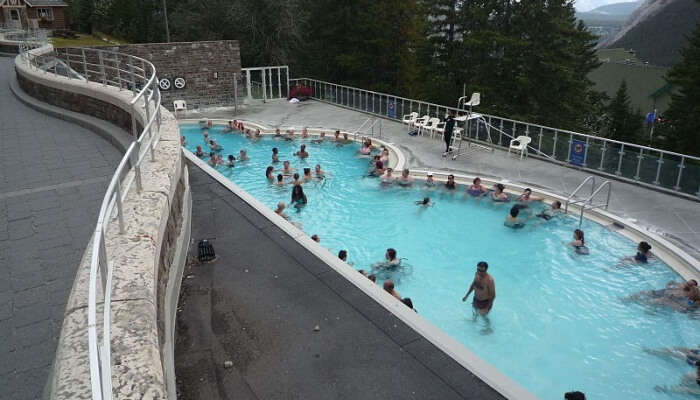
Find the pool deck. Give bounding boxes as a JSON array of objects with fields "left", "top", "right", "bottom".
[
  {"left": 176, "top": 164, "right": 506, "bottom": 400},
  {"left": 0, "top": 56, "right": 122, "bottom": 399},
  {"left": 189, "top": 99, "right": 700, "bottom": 262}
]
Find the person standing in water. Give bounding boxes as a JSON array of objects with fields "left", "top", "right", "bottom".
[{"left": 462, "top": 261, "right": 496, "bottom": 318}]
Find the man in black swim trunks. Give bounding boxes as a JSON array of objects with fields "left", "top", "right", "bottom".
[
  {"left": 462, "top": 261, "right": 496, "bottom": 317},
  {"left": 442, "top": 111, "right": 456, "bottom": 157}
]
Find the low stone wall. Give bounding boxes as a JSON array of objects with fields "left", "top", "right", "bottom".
[{"left": 14, "top": 45, "right": 191, "bottom": 400}]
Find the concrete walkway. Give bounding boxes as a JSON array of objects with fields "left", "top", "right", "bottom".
[
  {"left": 176, "top": 165, "right": 505, "bottom": 400},
  {"left": 192, "top": 100, "right": 700, "bottom": 261},
  {"left": 0, "top": 57, "right": 122, "bottom": 399}
]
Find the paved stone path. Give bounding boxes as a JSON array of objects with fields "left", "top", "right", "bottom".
[{"left": 0, "top": 57, "right": 122, "bottom": 400}]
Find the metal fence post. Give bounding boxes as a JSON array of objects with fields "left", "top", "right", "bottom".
[
  {"left": 552, "top": 131, "right": 559, "bottom": 159},
  {"left": 674, "top": 157, "right": 685, "bottom": 191},
  {"left": 81, "top": 48, "right": 88, "bottom": 79},
  {"left": 615, "top": 144, "right": 625, "bottom": 175},
  {"left": 653, "top": 153, "right": 663, "bottom": 185},
  {"left": 633, "top": 148, "right": 644, "bottom": 181},
  {"left": 598, "top": 142, "right": 606, "bottom": 171}
]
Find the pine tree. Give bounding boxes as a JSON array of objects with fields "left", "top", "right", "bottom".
[
  {"left": 661, "top": 17, "right": 700, "bottom": 156},
  {"left": 606, "top": 80, "right": 642, "bottom": 143}
]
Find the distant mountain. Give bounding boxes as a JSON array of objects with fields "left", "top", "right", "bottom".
[
  {"left": 588, "top": 1, "right": 643, "bottom": 15},
  {"left": 602, "top": 0, "right": 700, "bottom": 66}
]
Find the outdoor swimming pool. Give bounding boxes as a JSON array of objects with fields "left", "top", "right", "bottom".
[{"left": 182, "top": 124, "right": 699, "bottom": 400}]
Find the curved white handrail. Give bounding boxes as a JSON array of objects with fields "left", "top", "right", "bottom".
[{"left": 22, "top": 44, "right": 163, "bottom": 400}]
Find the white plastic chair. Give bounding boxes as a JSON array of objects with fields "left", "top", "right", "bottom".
[
  {"left": 424, "top": 117, "right": 441, "bottom": 138},
  {"left": 413, "top": 115, "right": 430, "bottom": 135},
  {"left": 509, "top": 135, "right": 532, "bottom": 159},
  {"left": 463, "top": 92, "right": 480, "bottom": 112},
  {"left": 402, "top": 112, "right": 418, "bottom": 129},
  {"left": 173, "top": 100, "right": 187, "bottom": 119}
]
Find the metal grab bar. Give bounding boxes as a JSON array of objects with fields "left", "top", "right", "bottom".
[
  {"left": 572, "top": 180, "right": 613, "bottom": 226},
  {"left": 353, "top": 117, "right": 383, "bottom": 140},
  {"left": 564, "top": 176, "right": 596, "bottom": 214}
]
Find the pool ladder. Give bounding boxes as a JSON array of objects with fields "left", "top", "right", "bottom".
[
  {"left": 353, "top": 117, "right": 383, "bottom": 140},
  {"left": 564, "top": 176, "right": 613, "bottom": 226}
]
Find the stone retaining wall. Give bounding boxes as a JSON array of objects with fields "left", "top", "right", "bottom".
[
  {"left": 14, "top": 44, "right": 191, "bottom": 400},
  {"left": 91, "top": 40, "right": 242, "bottom": 110}
]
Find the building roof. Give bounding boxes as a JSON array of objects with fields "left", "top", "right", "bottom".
[{"left": 24, "top": 0, "right": 68, "bottom": 6}]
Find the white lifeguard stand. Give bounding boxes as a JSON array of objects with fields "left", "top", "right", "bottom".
[{"left": 448, "top": 93, "right": 493, "bottom": 160}]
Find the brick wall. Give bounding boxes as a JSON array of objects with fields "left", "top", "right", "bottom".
[{"left": 92, "top": 40, "right": 241, "bottom": 111}]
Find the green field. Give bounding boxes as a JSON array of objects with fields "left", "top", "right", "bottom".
[{"left": 589, "top": 49, "right": 671, "bottom": 114}]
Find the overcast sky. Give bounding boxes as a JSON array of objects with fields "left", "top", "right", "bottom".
[{"left": 575, "top": 0, "right": 638, "bottom": 12}]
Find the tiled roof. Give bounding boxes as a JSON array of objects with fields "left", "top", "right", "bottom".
[{"left": 24, "top": 0, "right": 68, "bottom": 6}]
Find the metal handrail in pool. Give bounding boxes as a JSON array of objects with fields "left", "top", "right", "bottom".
[
  {"left": 288, "top": 78, "right": 700, "bottom": 199},
  {"left": 21, "top": 44, "right": 163, "bottom": 400}
]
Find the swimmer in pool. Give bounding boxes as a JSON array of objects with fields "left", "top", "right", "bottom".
[
  {"left": 311, "top": 234, "right": 320, "bottom": 242},
  {"left": 238, "top": 149, "right": 250, "bottom": 161},
  {"left": 371, "top": 161, "right": 385, "bottom": 177},
  {"left": 274, "top": 128, "right": 282, "bottom": 138},
  {"left": 209, "top": 139, "right": 222, "bottom": 151},
  {"left": 265, "top": 166, "right": 275, "bottom": 181},
  {"left": 491, "top": 183, "right": 509, "bottom": 202},
  {"left": 291, "top": 173, "right": 303, "bottom": 186},
  {"left": 397, "top": 169, "right": 413, "bottom": 186},
  {"left": 281, "top": 160, "right": 295, "bottom": 176},
  {"left": 567, "top": 229, "right": 589, "bottom": 254},
  {"left": 253, "top": 129, "right": 262, "bottom": 140},
  {"left": 385, "top": 248, "right": 400, "bottom": 266},
  {"left": 462, "top": 261, "right": 496, "bottom": 317},
  {"left": 275, "top": 174, "right": 285, "bottom": 186},
  {"left": 223, "top": 120, "right": 235, "bottom": 133},
  {"left": 504, "top": 205, "right": 526, "bottom": 229},
  {"left": 290, "top": 184, "right": 307, "bottom": 208},
  {"left": 274, "top": 201, "right": 288, "bottom": 219},
  {"left": 654, "top": 360, "right": 700, "bottom": 395},
  {"left": 425, "top": 172, "right": 436, "bottom": 187},
  {"left": 467, "top": 177, "right": 488, "bottom": 197},
  {"left": 202, "top": 130, "right": 209, "bottom": 144},
  {"left": 314, "top": 164, "right": 326, "bottom": 179},
  {"left": 303, "top": 168, "right": 312, "bottom": 182},
  {"left": 226, "top": 155, "right": 235, "bottom": 168},
  {"left": 535, "top": 200, "right": 562, "bottom": 220},
  {"left": 620, "top": 241, "right": 654, "bottom": 264},
  {"left": 295, "top": 144, "right": 309, "bottom": 158},
  {"left": 195, "top": 145, "right": 204, "bottom": 158},
  {"left": 181, "top": 136, "right": 187, "bottom": 146},
  {"left": 333, "top": 130, "right": 341, "bottom": 141},
  {"left": 644, "top": 346, "right": 700, "bottom": 365},
  {"left": 444, "top": 174, "right": 457, "bottom": 190},
  {"left": 302, "top": 128, "right": 309, "bottom": 138},
  {"left": 311, "top": 131, "right": 326, "bottom": 144},
  {"left": 284, "top": 129, "right": 295, "bottom": 141},
  {"left": 244, "top": 129, "right": 252, "bottom": 138},
  {"left": 359, "top": 138, "right": 372, "bottom": 155},
  {"left": 380, "top": 147, "right": 390, "bottom": 165},
  {"left": 338, "top": 250, "right": 348, "bottom": 262},
  {"left": 380, "top": 168, "right": 395, "bottom": 185},
  {"left": 516, "top": 188, "right": 543, "bottom": 203},
  {"left": 415, "top": 197, "right": 433, "bottom": 206},
  {"left": 272, "top": 147, "right": 280, "bottom": 163},
  {"left": 383, "top": 280, "right": 402, "bottom": 300},
  {"left": 622, "top": 279, "right": 697, "bottom": 305}
]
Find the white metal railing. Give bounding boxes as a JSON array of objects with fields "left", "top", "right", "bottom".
[
  {"left": 289, "top": 78, "right": 700, "bottom": 198},
  {"left": 564, "top": 176, "right": 597, "bottom": 214},
  {"left": 22, "top": 44, "right": 163, "bottom": 400},
  {"left": 564, "top": 176, "right": 613, "bottom": 226},
  {"left": 241, "top": 65, "right": 289, "bottom": 102}
]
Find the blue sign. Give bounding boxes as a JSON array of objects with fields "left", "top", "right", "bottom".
[
  {"left": 569, "top": 139, "right": 586, "bottom": 166},
  {"left": 387, "top": 100, "right": 396, "bottom": 119},
  {"left": 646, "top": 111, "right": 656, "bottom": 124}
]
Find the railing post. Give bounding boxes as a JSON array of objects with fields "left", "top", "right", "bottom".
[
  {"left": 615, "top": 144, "right": 625, "bottom": 175},
  {"left": 261, "top": 69, "right": 267, "bottom": 102},
  {"left": 277, "top": 68, "right": 282, "bottom": 98},
  {"left": 129, "top": 57, "right": 136, "bottom": 96},
  {"left": 286, "top": 68, "right": 289, "bottom": 98},
  {"left": 653, "top": 153, "right": 663, "bottom": 185},
  {"left": 566, "top": 134, "right": 573, "bottom": 163},
  {"left": 81, "top": 48, "right": 88, "bottom": 79},
  {"left": 552, "top": 131, "right": 558, "bottom": 159},
  {"left": 134, "top": 141, "right": 143, "bottom": 192},
  {"left": 537, "top": 127, "right": 543, "bottom": 152},
  {"left": 246, "top": 70, "right": 252, "bottom": 100},
  {"left": 633, "top": 148, "right": 644, "bottom": 180},
  {"left": 115, "top": 55, "right": 122, "bottom": 90},
  {"left": 582, "top": 137, "right": 590, "bottom": 167},
  {"left": 674, "top": 157, "right": 685, "bottom": 191},
  {"left": 499, "top": 120, "right": 504, "bottom": 146},
  {"left": 372, "top": 93, "right": 375, "bottom": 113},
  {"left": 115, "top": 183, "right": 125, "bottom": 234},
  {"left": 598, "top": 142, "right": 606, "bottom": 171},
  {"left": 98, "top": 51, "right": 106, "bottom": 86}
]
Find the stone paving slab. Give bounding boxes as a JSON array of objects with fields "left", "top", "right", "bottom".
[
  {"left": 0, "top": 57, "right": 122, "bottom": 400},
  {"left": 175, "top": 165, "right": 505, "bottom": 400}
]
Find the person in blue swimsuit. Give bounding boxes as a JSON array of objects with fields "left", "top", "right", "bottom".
[{"left": 467, "top": 177, "right": 488, "bottom": 197}]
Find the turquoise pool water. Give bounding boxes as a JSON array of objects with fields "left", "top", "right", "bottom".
[{"left": 182, "top": 125, "right": 699, "bottom": 399}]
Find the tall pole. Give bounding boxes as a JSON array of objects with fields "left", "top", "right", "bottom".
[{"left": 162, "top": 0, "right": 171, "bottom": 42}]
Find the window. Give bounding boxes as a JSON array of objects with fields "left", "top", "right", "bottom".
[{"left": 37, "top": 8, "right": 53, "bottom": 20}]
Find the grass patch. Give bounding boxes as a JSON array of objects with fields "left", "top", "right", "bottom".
[{"left": 51, "top": 32, "right": 127, "bottom": 48}]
